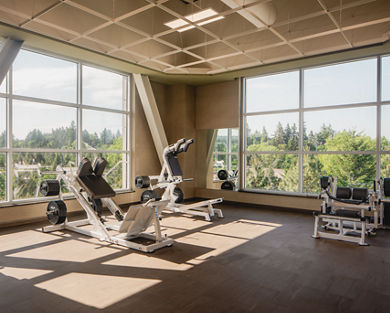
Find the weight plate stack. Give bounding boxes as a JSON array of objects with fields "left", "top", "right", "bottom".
[
  {"left": 46, "top": 200, "right": 67, "bottom": 225},
  {"left": 40, "top": 180, "right": 60, "bottom": 196}
]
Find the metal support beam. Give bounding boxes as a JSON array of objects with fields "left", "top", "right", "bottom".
[
  {"left": 133, "top": 74, "right": 168, "bottom": 165},
  {"left": 0, "top": 38, "right": 23, "bottom": 86}
]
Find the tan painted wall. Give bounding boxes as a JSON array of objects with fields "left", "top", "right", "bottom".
[{"left": 195, "top": 80, "right": 240, "bottom": 130}]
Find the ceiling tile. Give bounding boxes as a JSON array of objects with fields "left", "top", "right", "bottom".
[
  {"left": 24, "top": 20, "right": 76, "bottom": 41},
  {"left": 127, "top": 40, "right": 175, "bottom": 59},
  {"left": 0, "top": 0, "right": 57, "bottom": 17},
  {"left": 37, "top": 3, "right": 107, "bottom": 34},
  {"left": 72, "top": 37, "right": 114, "bottom": 53},
  {"left": 227, "top": 29, "right": 282, "bottom": 52},
  {"left": 161, "top": 0, "right": 231, "bottom": 17},
  {"left": 188, "top": 42, "right": 237, "bottom": 59},
  {"left": 294, "top": 32, "right": 349, "bottom": 55},
  {"left": 274, "top": 14, "right": 337, "bottom": 42},
  {"left": 248, "top": 44, "right": 299, "bottom": 63},
  {"left": 155, "top": 51, "right": 201, "bottom": 67},
  {"left": 344, "top": 21, "right": 390, "bottom": 46},
  {"left": 0, "top": 8, "right": 27, "bottom": 26},
  {"left": 159, "top": 28, "right": 214, "bottom": 49},
  {"left": 212, "top": 53, "right": 256, "bottom": 68},
  {"left": 70, "top": 0, "right": 150, "bottom": 19},
  {"left": 88, "top": 24, "right": 146, "bottom": 48},
  {"left": 121, "top": 6, "right": 177, "bottom": 36},
  {"left": 272, "top": 0, "right": 324, "bottom": 25}
]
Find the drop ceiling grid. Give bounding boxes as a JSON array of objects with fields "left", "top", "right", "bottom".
[{"left": 0, "top": 0, "right": 388, "bottom": 74}]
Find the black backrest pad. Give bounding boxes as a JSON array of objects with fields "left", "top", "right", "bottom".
[
  {"left": 93, "top": 158, "right": 107, "bottom": 177},
  {"left": 78, "top": 158, "right": 94, "bottom": 177},
  {"left": 320, "top": 176, "right": 329, "bottom": 190},
  {"left": 336, "top": 187, "right": 352, "bottom": 199},
  {"left": 384, "top": 178, "right": 390, "bottom": 197},
  {"left": 167, "top": 153, "right": 183, "bottom": 176},
  {"left": 77, "top": 158, "right": 115, "bottom": 199},
  {"left": 352, "top": 188, "right": 368, "bottom": 201}
]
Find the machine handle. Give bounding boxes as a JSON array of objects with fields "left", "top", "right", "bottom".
[
  {"left": 182, "top": 138, "right": 194, "bottom": 152},
  {"left": 173, "top": 138, "right": 186, "bottom": 152}
]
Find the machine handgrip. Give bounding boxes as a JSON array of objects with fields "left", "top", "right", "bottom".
[
  {"left": 182, "top": 138, "right": 194, "bottom": 152},
  {"left": 174, "top": 138, "right": 186, "bottom": 152}
]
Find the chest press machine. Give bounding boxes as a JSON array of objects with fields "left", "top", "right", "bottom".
[
  {"left": 135, "top": 138, "right": 223, "bottom": 221},
  {"left": 40, "top": 158, "right": 173, "bottom": 253},
  {"left": 313, "top": 176, "right": 390, "bottom": 246}
]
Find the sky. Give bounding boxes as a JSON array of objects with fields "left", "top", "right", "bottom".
[{"left": 0, "top": 49, "right": 126, "bottom": 140}]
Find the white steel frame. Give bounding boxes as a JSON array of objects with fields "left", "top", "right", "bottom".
[
  {"left": 241, "top": 54, "right": 390, "bottom": 196},
  {"left": 0, "top": 47, "right": 132, "bottom": 205}
]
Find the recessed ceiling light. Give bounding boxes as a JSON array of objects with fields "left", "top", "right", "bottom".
[{"left": 165, "top": 8, "right": 224, "bottom": 32}]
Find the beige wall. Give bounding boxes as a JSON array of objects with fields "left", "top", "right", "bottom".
[{"left": 195, "top": 80, "right": 239, "bottom": 130}]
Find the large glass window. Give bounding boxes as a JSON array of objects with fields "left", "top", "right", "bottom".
[
  {"left": 0, "top": 49, "right": 130, "bottom": 203},
  {"left": 213, "top": 128, "right": 239, "bottom": 177},
  {"left": 244, "top": 56, "right": 386, "bottom": 195}
]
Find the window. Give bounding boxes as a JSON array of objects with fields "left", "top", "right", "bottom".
[
  {"left": 213, "top": 128, "right": 239, "bottom": 179},
  {"left": 244, "top": 56, "right": 385, "bottom": 195},
  {"left": 0, "top": 49, "right": 130, "bottom": 203}
]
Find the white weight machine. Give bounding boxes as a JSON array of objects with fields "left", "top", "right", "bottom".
[
  {"left": 313, "top": 176, "right": 389, "bottom": 246},
  {"left": 135, "top": 138, "right": 223, "bottom": 221},
  {"left": 40, "top": 157, "right": 173, "bottom": 253}
]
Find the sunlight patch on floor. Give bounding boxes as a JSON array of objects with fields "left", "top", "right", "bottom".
[
  {"left": 35, "top": 273, "right": 161, "bottom": 309},
  {"left": 102, "top": 253, "right": 193, "bottom": 271},
  {"left": 0, "top": 230, "right": 59, "bottom": 253},
  {"left": 0, "top": 267, "right": 52, "bottom": 280},
  {"left": 8, "top": 239, "right": 120, "bottom": 262}
]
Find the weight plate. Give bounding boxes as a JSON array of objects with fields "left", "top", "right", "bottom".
[
  {"left": 221, "top": 181, "right": 234, "bottom": 190},
  {"left": 46, "top": 200, "right": 67, "bottom": 225},
  {"left": 40, "top": 180, "right": 60, "bottom": 196},
  {"left": 141, "top": 190, "right": 158, "bottom": 203},
  {"left": 173, "top": 187, "right": 184, "bottom": 203},
  {"left": 217, "top": 169, "right": 228, "bottom": 181}
]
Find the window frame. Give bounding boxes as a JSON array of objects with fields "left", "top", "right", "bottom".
[
  {"left": 241, "top": 54, "right": 390, "bottom": 196},
  {"left": 0, "top": 47, "right": 132, "bottom": 205},
  {"left": 213, "top": 128, "right": 239, "bottom": 180}
]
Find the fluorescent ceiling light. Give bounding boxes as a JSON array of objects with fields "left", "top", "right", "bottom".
[{"left": 165, "top": 8, "right": 224, "bottom": 32}]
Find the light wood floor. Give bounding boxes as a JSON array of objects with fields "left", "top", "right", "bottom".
[{"left": 0, "top": 203, "right": 389, "bottom": 313}]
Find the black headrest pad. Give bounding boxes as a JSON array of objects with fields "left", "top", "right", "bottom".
[
  {"left": 352, "top": 188, "right": 368, "bottom": 201},
  {"left": 93, "top": 158, "right": 107, "bottom": 177},
  {"left": 336, "top": 187, "right": 352, "bottom": 199},
  {"left": 78, "top": 158, "right": 93, "bottom": 177}
]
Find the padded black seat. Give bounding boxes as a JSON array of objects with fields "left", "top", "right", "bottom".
[
  {"left": 76, "top": 158, "right": 116, "bottom": 199},
  {"left": 335, "top": 209, "right": 360, "bottom": 219}
]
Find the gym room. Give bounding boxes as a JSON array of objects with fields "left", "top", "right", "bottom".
[{"left": 0, "top": 0, "right": 390, "bottom": 312}]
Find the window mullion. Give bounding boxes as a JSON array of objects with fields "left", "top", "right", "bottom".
[
  {"left": 377, "top": 56, "right": 381, "bottom": 180},
  {"left": 6, "top": 67, "right": 12, "bottom": 202},
  {"left": 298, "top": 69, "right": 304, "bottom": 193},
  {"left": 77, "top": 64, "right": 82, "bottom": 165}
]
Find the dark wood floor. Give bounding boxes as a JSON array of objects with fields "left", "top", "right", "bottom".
[{"left": 0, "top": 203, "right": 389, "bottom": 313}]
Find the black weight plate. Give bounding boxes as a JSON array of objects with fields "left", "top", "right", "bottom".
[
  {"left": 89, "top": 198, "right": 103, "bottom": 216},
  {"left": 384, "top": 178, "right": 390, "bottom": 197},
  {"left": 141, "top": 190, "right": 158, "bottom": 203},
  {"left": 40, "top": 180, "right": 60, "bottom": 196},
  {"left": 217, "top": 169, "right": 228, "bottom": 181},
  {"left": 46, "top": 200, "right": 67, "bottom": 225},
  {"left": 173, "top": 187, "right": 184, "bottom": 203},
  {"left": 221, "top": 181, "right": 234, "bottom": 190},
  {"left": 135, "top": 176, "right": 150, "bottom": 189}
]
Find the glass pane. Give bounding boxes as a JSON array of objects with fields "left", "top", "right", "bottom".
[
  {"left": 304, "top": 106, "right": 376, "bottom": 151},
  {"left": 13, "top": 50, "right": 77, "bottom": 103},
  {"left": 0, "top": 153, "right": 5, "bottom": 201},
  {"left": 0, "top": 98, "right": 5, "bottom": 147},
  {"left": 304, "top": 58, "right": 377, "bottom": 107},
  {"left": 231, "top": 128, "right": 239, "bottom": 153},
  {"left": 13, "top": 153, "right": 76, "bottom": 200},
  {"left": 246, "top": 113, "right": 299, "bottom": 151},
  {"left": 381, "top": 154, "right": 390, "bottom": 182},
  {"left": 245, "top": 154, "right": 298, "bottom": 192},
  {"left": 82, "top": 153, "right": 127, "bottom": 190},
  {"left": 82, "top": 65, "right": 126, "bottom": 110},
  {"left": 303, "top": 154, "right": 376, "bottom": 193},
  {"left": 213, "top": 154, "right": 227, "bottom": 174},
  {"left": 214, "top": 129, "right": 228, "bottom": 153},
  {"left": 246, "top": 71, "right": 299, "bottom": 113},
  {"left": 382, "top": 56, "right": 390, "bottom": 101},
  {"left": 382, "top": 105, "right": 390, "bottom": 151},
  {"left": 82, "top": 110, "right": 125, "bottom": 150},
  {"left": 13, "top": 100, "right": 77, "bottom": 149},
  {"left": 231, "top": 154, "right": 238, "bottom": 171}
]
